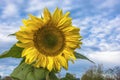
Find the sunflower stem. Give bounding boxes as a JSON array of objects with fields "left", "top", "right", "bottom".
[{"left": 46, "top": 74, "right": 50, "bottom": 80}]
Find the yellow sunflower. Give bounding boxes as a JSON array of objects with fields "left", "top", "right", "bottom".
[{"left": 15, "top": 8, "right": 82, "bottom": 71}]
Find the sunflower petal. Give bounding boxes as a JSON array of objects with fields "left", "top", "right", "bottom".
[
  {"left": 22, "top": 47, "right": 33, "bottom": 57},
  {"left": 57, "top": 56, "right": 68, "bottom": 70},
  {"left": 47, "top": 57, "right": 53, "bottom": 71},
  {"left": 52, "top": 8, "right": 62, "bottom": 25},
  {"left": 16, "top": 42, "right": 34, "bottom": 48},
  {"left": 54, "top": 58, "right": 61, "bottom": 71},
  {"left": 29, "top": 14, "right": 44, "bottom": 26},
  {"left": 43, "top": 8, "right": 51, "bottom": 22}
]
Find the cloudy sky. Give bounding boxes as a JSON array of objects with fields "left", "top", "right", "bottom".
[{"left": 0, "top": 0, "right": 120, "bottom": 77}]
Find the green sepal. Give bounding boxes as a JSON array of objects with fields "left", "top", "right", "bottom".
[
  {"left": 0, "top": 43, "right": 23, "bottom": 58},
  {"left": 10, "top": 62, "right": 49, "bottom": 80},
  {"left": 74, "top": 51, "right": 94, "bottom": 63}
]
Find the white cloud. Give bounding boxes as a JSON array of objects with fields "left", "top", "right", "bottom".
[
  {"left": 1, "top": 3, "right": 19, "bottom": 18},
  {"left": 0, "top": 22, "right": 20, "bottom": 43},
  {"left": 0, "top": 58, "right": 21, "bottom": 77},
  {"left": 98, "top": 0, "right": 120, "bottom": 9},
  {"left": 73, "top": 14, "right": 120, "bottom": 68},
  {"left": 0, "top": 65, "right": 16, "bottom": 77},
  {"left": 75, "top": 14, "right": 120, "bottom": 51},
  {"left": 25, "top": 0, "right": 82, "bottom": 14},
  {"left": 0, "top": 65, "right": 15, "bottom": 71},
  {"left": 26, "top": 0, "right": 58, "bottom": 12},
  {"left": 0, "top": 72, "right": 4, "bottom": 77},
  {"left": 88, "top": 51, "right": 120, "bottom": 66}
]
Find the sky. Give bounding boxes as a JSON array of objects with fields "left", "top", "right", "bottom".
[{"left": 0, "top": 0, "right": 120, "bottom": 78}]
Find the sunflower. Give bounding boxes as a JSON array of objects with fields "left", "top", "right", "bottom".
[{"left": 16, "top": 8, "right": 82, "bottom": 71}]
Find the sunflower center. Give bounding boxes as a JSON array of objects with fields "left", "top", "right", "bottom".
[
  {"left": 33, "top": 26, "right": 65, "bottom": 56},
  {"left": 43, "top": 33, "right": 58, "bottom": 48}
]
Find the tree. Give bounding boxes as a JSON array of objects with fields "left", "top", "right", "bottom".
[
  {"left": 81, "top": 64, "right": 104, "bottom": 80},
  {"left": 60, "top": 73, "right": 77, "bottom": 80},
  {"left": 114, "top": 66, "right": 120, "bottom": 80},
  {"left": 0, "top": 75, "right": 2, "bottom": 80},
  {"left": 2, "top": 76, "right": 12, "bottom": 80},
  {"left": 105, "top": 66, "right": 120, "bottom": 80}
]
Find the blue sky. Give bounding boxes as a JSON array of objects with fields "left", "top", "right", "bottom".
[{"left": 0, "top": 0, "right": 120, "bottom": 77}]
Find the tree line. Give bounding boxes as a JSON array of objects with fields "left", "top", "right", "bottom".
[{"left": 0, "top": 65, "right": 120, "bottom": 80}]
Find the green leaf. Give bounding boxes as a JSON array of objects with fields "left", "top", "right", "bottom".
[
  {"left": 48, "top": 71, "right": 59, "bottom": 80},
  {"left": 74, "top": 52, "right": 94, "bottom": 63},
  {"left": 0, "top": 43, "right": 23, "bottom": 58},
  {"left": 10, "top": 62, "right": 49, "bottom": 80},
  {"left": 8, "top": 33, "right": 16, "bottom": 36}
]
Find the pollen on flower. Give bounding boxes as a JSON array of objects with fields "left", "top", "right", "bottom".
[{"left": 33, "top": 26, "right": 65, "bottom": 56}]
